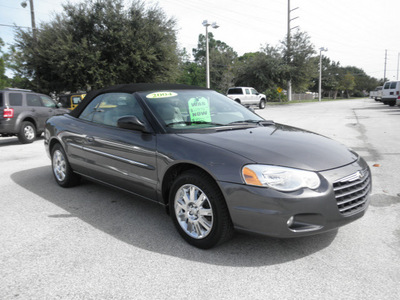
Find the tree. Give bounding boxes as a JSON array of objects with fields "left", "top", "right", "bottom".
[
  {"left": 0, "top": 38, "right": 10, "bottom": 89},
  {"left": 192, "top": 32, "right": 237, "bottom": 92},
  {"left": 9, "top": 0, "right": 179, "bottom": 94},
  {"left": 234, "top": 46, "right": 285, "bottom": 93},
  {"left": 281, "top": 30, "right": 317, "bottom": 92}
]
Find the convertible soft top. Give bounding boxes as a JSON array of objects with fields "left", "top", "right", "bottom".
[{"left": 69, "top": 83, "right": 208, "bottom": 118}]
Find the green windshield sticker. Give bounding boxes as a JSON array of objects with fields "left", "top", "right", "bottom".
[
  {"left": 146, "top": 91, "right": 178, "bottom": 99},
  {"left": 188, "top": 97, "right": 211, "bottom": 122}
]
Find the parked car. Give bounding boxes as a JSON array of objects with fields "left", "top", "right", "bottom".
[
  {"left": 226, "top": 87, "right": 267, "bottom": 109},
  {"left": 381, "top": 81, "right": 400, "bottom": 106},
  {"left": 0, "top": 88, "right": 70, "bottom": 143},
  {"left": 369, "top": 86, "right": 382, "bottom": 101},
  {"left": 57, "top": 93, "right": 86, "bottom": 110},
  {"left": 45, "top": 83, "right": 371, "bottom": 249}
]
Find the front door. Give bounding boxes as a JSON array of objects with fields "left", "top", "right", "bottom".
[{"left": 67, "top": 92, "right": 158, "bottom": 201}]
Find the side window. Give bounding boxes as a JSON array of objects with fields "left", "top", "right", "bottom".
[
  {"left": 79, "top": 93, "right": 143, "bottom": 127},
  {"left": 79, "top": 94, "right": 105, "bottom": 122},
  {"left": 9, "top": 93, "right": 23, "bottom": 106},
  {"left": 251, "top": 89, "right": 258, "bottom": 95},
  {"left": 390, "top": 82, "right": 397, "bottom": 89},
  {"left": 72, "top": 96, "right": 82, "bottom": 105},
  {"left": 27, "top": 94, "right": 43, "bottom": 107},
  {"left": 383, "top": 82, "right": 391, "bottom": 89},
  {"left": 245, "top": 89, "right": 251, "bottom": 95},
  {"left": 41, "top": 96, "right": 56, "bottom": 108}
]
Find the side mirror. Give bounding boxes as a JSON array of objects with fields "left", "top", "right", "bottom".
[{"left": 117, "top": 116, "right": 151, "bottom": 133}]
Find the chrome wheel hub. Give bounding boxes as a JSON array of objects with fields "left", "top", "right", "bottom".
[
  {"left": 174, "top": 184, "right": 213, "bottom": 239},
  {"left": 24, "top": 125, "right": 35, "bottom": 140},
  {"left": 53, "top": 150, "right": 66, "bottom": 182}
]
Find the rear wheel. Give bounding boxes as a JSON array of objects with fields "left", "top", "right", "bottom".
[
  {"left": 259, "top": 99, "right": 266, "bottom": 109},
  {"left": 51, "top": 144, "right": 80, "bottom": 187},
  {"left": 169, "top": 170, "right": 234, "bottom": 249},
  {"left": 18, "top": 121, "right": 36, "bottom": 144}
]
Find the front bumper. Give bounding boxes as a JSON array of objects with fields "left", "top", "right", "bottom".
[{"left": 219, "top": 159, "right": 371, "bottom": 238}]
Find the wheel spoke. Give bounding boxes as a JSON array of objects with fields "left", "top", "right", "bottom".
[
  {"left": 198, "top": 217, "right": 212, "bottom": 232},
  {"left": 199, "top": 208, "right": 212, "bottom": 217},
  {"left": 194, "top": 192, "right": 206, "bottom": 207}
]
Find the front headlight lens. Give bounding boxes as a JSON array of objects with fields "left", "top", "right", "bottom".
[{"left": 242, "top": 165, "right": 320, "bottom": 192}]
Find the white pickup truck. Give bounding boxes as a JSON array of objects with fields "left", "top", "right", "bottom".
[
  {"left": 369, "top": 86, "right": 382, "bottom": 101},
  {"left": 226, "top": 87, "right": 267, "bottom": 109}
]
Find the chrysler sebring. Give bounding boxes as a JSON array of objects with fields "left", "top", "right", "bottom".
[{"left": 44, "top": 83, "right": 371, "bottom": 249}]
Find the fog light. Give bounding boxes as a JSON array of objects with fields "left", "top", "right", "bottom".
[{"left": 287, "top": 216, "right": 294, "bottom": 227}]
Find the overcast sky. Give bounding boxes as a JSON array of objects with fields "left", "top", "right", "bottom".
[{"left": 1, "top": 0, "right": 400, "bottom": 81}]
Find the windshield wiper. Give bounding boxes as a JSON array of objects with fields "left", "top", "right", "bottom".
[
  {"left": 166, "top": 121, "right": 224, "bottom": 127},
  {"left": 228, "top": 120, "right": 275, "bottom": 126}
]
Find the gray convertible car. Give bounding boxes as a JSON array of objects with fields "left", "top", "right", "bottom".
[{"left": 45, "top": 83, "right": 371, "bottom": 249}]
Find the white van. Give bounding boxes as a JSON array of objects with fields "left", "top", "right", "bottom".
[{"left": 381, "top": 81, "right": 400, "bottom": 106}]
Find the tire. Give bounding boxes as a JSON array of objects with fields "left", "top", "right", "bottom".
[
  {"left": 169, "top": 170, "right": 234, "bottom": 249},
  {"left": 259, "top": 99, "right": 266, "bottom": 109},
  {"left": 17, "top": 121, "right": 36, "bottom": 144},
  {"left": 389, "top": 102, "right": 395, "bottom": 107},
  {"left": 234, "top": 99, "right": 241, "bottom": 104},
  {"left": 51, "top": 143, "right": 80, "bottom": 187}
]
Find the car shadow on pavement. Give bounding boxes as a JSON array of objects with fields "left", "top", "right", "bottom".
[{"left": 11, "top": 166, "right": 338, "bottom": 267}]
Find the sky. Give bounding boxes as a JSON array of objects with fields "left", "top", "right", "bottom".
[{"left": 1, "top": 0, "right": 400, "bottom": 81}]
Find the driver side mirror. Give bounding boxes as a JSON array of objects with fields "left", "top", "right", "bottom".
[{"left": 117, "top": 116, "right": 151, "bottom": 133}]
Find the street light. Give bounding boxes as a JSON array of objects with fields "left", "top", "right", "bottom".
[
  {"left": 202, "top": 20, "right": 219, "bottom": 89},
  {"left": 21, "top": 0, "right": 36, "bottom": 41},
  {"left": 318, "top": 47, "right": 328, "bottom": 102}
]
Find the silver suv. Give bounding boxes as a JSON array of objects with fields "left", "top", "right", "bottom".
[
  {"left": 226, "top": 87, "right": 267, "bottom": 109},
  {"left": 0, "top": 88, "right": 70, "bottom": 143}
]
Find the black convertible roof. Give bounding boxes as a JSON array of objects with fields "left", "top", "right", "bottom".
[{"left": 70, "top": 83, "right": 209, "bottom": 118}]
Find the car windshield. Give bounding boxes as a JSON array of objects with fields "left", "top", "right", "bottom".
[{"left": 138, "top": 90, "right": 263, "bottom": 130}]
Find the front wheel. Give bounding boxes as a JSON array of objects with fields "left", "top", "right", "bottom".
[
  {"left": 259, "top": 99, "right": 266, "bottom": 109},
  {"left": 169, "top": 170, "right": 234, "bottom": 249},
  {"left": 51, "top": 144, "right": 80, "bottom": 187},
  {"left": 18, "top": 121, "right": 36, "bottom": 144}
]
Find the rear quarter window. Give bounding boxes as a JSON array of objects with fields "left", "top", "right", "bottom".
[
  {"left": 227, "top": 88, "right": 243, "bottom": 95},
  {"left": 390, "top": 82, "right": 397, "bottom": 89},
  {"left": 9, "top": 93, "right": 23, "bottom": 106}
]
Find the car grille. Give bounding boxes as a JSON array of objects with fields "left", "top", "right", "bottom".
[{"left": 333, "top": 169, "right": 371, "bottom": 215}]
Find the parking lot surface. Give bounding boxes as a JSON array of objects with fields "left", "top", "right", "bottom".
[{"left": 1, "top": 98, "right": 399, "bottom": 299}]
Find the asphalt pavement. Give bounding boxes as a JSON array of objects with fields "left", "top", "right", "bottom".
[{"left": 0, "top": 98, "right": 399, "bottom": 299}]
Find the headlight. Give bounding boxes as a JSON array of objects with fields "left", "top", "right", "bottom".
[{"left": 242, "top": 165, "right": 320, "bottom": 192}]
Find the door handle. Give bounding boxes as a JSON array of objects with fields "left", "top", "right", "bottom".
[{"left": 85, "top": 136, "right": 94, "bottom": 143}]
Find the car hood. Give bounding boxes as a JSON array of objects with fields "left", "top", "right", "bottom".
[{"left": 178, "top": 124, "right": 358, "bottom": 172}]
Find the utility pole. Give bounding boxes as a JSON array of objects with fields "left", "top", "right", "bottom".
[
  {"left": 287, "top": 0, "right": 298, "bottom": 101},
  {"left": 21, "top": 0, "right": 37, "bottom": 42}
]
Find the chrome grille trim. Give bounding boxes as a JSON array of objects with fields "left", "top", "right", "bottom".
[{"left": 333, "top": 169, "right": 371, "bottom": 215}]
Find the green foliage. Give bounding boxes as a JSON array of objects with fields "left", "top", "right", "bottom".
[
  {"left": 281, "top": 30, "right": 317, "bottom": 92},
  {"left": 0, "top": 38, "right": 11, "bottom": 89},
  {"left": 234, "top": 46, "right": 285, "bottom": 92},
  {"left": 191, "top": 32, "right": 237, "bottom": 92},
  {"left": 9, "top": 0, "right": 179, "bottom": 93}
]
